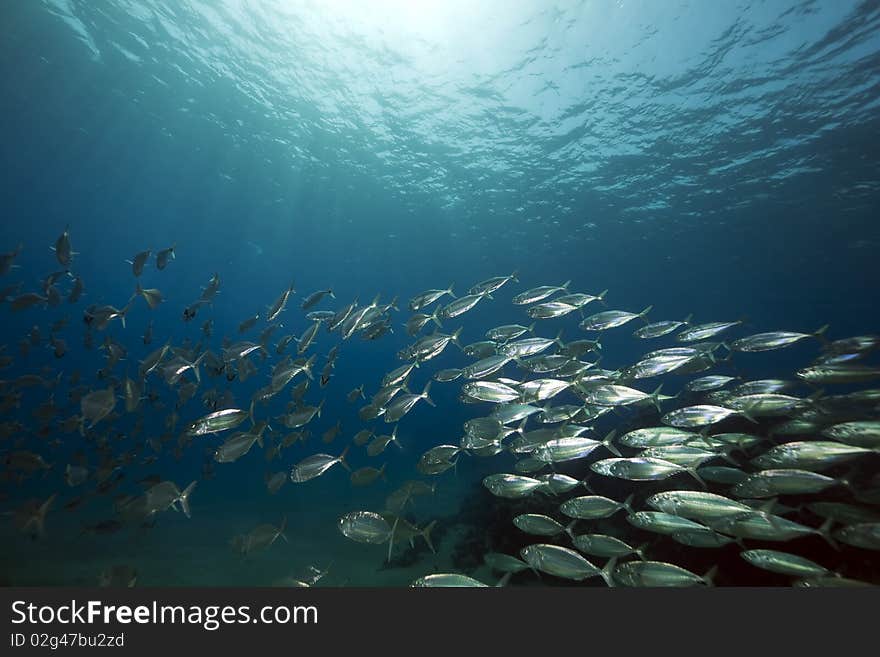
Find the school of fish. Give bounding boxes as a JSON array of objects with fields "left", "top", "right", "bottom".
[{"left": 1, "top": 228, "right": 879, "bottom": 587}]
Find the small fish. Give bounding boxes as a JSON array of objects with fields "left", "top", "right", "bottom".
[
  {"left": 469, "top": 271, "right": 518, "bottom": 296},
  {"left": 410, "top": 574, "right": 489, "bottom": 587},
  {"left": 520, "top": 544, "right": 615, "bottom": 585},
  {"left": 461, "top": 380, "right": 520, "bottom": 403},
  {"left": 633, "top": 314, "right": 692, "bottom": 339},
  {"left": 155, "top": 244, "right": 175, "bottom": 270},
  {"left": 301, "top": 288, "right": 335, "bottom": 310},
  {"left": 409, "top": 284, "right": 455, "bottom": 312},
  {"left": 266, "top": 471, "right": 287, "bottom": 495},
  {"left": 290, "top": 447, "right": 350, "bottom": 483},
  {"left": 384, "top": 381, "right": 435, "bottom": 423},
  {"left": 433, "top": 368, "right": 463, "bottom": 382},
  {"left": 127, "top": 250, "right": 151, "bottom": 277},
  {"left": 267, "top": 281, "right": 296, "bottom": 321},
  {"left": 185, "top": 407, "right": 251, "bottom": 436},
  {"left": 614, "top": 561, "right": 716, "bottom": 587},
  {"left": 338, "top": 511, "right": 393, "bottom": 544},
  {"left": 350, "top": 463, "right": 387, "bottom": 487},
  {"left": 483, "top": 474, "right": 545, "bottom": 499},
  {"left": 527, "top": 301, "right": 579, "bottom": 320},
  {"left": 0, "top": 243, "right": 23, "bottom": 275},
  {"left": 591, "top": 457, "right": 705, "bottom": 487},
  {"left": 560, "top": 494, "right": 634, "bottom": 520},
  {"left": 580, "top": 306, "right": 652, "bottom": 331},
  {"left": 134, "top": 283, "right": 163, "bottom": 310},
  {"left": 437, "top": 291, "right": 490, "bottom": 320},
  {"left": 741, "top": 549, "right": 831, "bottom": 578},
  {"left": 346, "top": 384, "right": 366, "bottom": 403},
  {"left": 731, "top": 469, "right": 841, "bottom": 498},
  {"left": 676, "top": 320, "right": 743, "bottom": 342},
  {"left": 573, "top": 534, "right": 645, "bottom": 559},
  {"left": 512, "top": 281, "right": 570, "bottom": 305},
  {"left": 238, "top": 313, "right": 260, "bottom": 334},
  {"left": 486, "top": 323, "right": 534, "bottom": 342},
  {"left": 662, "top": 405, "right": 746, "bottom": 428},
  {"left": 730, "top": 325, "right": 828, "bottom": 352},
  {"left": 822, "top": 421, "right": 880, "bottom": 448},
  {"left": 232, "top": 517, "right": 288, "bottom": 556},
  {"left": 52, "top": 225, "right": 74, "bottom": 267}
]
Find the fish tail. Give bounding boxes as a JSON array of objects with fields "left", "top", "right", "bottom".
[
  {"left": 598, "top": 289, "right": 609, "bottom": 306},
  {"left": 391, "top": 425, "right": 403, "bottom": 450},
  {"left": 421, "top": 380, "right": 435, "bottom": 406},
  {"left": 178, "top": 481, "right": 197, "bottom": 519},
  {"left": 387, "top": 517, "right": 399, "bottom": 563},
  {"left": 495, "top": 572, "right": 512, "bottom": 587},
  {"left": 279, "top": 515, "right": 289, "bottom": 543},
  {"left": 740, "top": 404, "right": 759, "bottom": 424},
  {"left": 817, "top": 517, "right": 839, "bottom": 551},
  {"left": 702, "top": 565, "right": 718, "bottom": 587},
  {"left": 688, "top": 467, "right": 708, "bottom": 489},
  {"left": 554, "top": 328, "right": 565, "bottom": 347},
  {"left": 621, "top": 492, "right": 635, "bottom": 515},
  {"left": 338, "top": 446, "right": 352, "bottom": 472},
  {"left": 421, "top": 520, "right": 437, "bottom": 554},
  {"left": 602, "top": 430, "right": 621, "bottom": 457},
  {"left": 600, "top": 557, "right": 618, "bottom": 587},
  {"left": 650, "top": 384, "right": 664, "bottom": 413}
]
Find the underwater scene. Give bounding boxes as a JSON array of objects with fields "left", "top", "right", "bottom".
[{"left": 1, "top": 0, "right": 880, "bottom": 588}]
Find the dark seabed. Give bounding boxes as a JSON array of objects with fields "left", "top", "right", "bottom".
[{"left": 1, "top": 1, "right": 879, "bottom": 587}]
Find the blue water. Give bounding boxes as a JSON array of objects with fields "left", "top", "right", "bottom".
[{"left": 1, "top": 0, "right": 879, "bottom": 586}]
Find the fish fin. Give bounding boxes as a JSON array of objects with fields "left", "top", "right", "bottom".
[
  {"left": 639, "top": 305, "right": 653, "bottom": 321},
  {"left": 621, "top": 492, "right": 636, "bottom": 515},
  {"left": 636, "top": 543, "right": 648, "bottom": 560}
]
